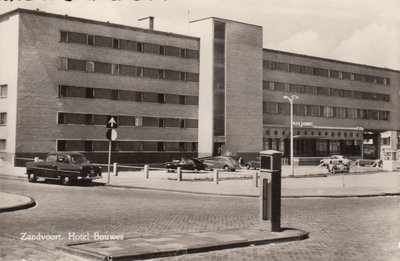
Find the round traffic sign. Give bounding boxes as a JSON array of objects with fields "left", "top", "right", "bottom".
[{"left": 106, "top": 129, "right": 118, "bottom": 141}]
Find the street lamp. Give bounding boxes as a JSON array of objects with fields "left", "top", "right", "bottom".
[{"left": 283, "top": 95, "right": 299, "bottom": 177}]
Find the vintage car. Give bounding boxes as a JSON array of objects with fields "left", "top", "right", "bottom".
[
  {"left": 244, "top": 157, "right": 261, "bottom": 170},
  {"left": 199, "top": 156, "right": 238, "bottom": 171},
  {"left": 320, "top": 155, "right": 352, "bottom": 166},
  {"left": 327, "top": 159, "right": 350, "bottom": 174},
  {"left": 165, "top": 158, "right": 207, "bottom": 172},
  {"left": 26, "top": 152, "right": 102, "bottom": 185}
]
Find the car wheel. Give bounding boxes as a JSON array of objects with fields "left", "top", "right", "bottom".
[
  {"left": 61, "top": 176, "right": 73, "bottom": 185},
  {"left": 28, "top": 173, "right": 37, "bottom": 183},
  {"left": 246, "top": 164, "right": 251, "bottom": 170},
  {"left": 332, "top": 168, "right": 336, "bottom": 174},
  {"left": 223, "top": 165, "right": 230, "bottom": 172}
]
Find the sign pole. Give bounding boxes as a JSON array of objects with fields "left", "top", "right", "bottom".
[{"left": 107, "top": 140, "right": 112, "bottom": 184}]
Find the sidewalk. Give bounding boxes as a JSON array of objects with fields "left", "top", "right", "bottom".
[{"left": 0, "top": 191, "right": 36, "bottom": 212}]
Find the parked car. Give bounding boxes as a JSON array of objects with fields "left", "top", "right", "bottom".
[
  {"left": 165, "top": 158, "right": 207, "bottom": 172},
  {"left": 245, "top": 157, "right": 260, "bottom": 170},
  {"left": 320, "top": 155, "right": 352, "bottom": 166},
  {"left": 26, "top": 152, "right": 102, "bottom": 185},
  {"left": 327, "top": 159, "right": 350, "bottom": 174},
  {"left": 355, "top": 158, "right": 382, "bottom": 167},
  {"left": 199, "top": 156, "right": 238, "bottom": 171}
]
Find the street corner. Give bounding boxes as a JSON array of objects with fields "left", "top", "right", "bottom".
[
  {"left": 57, "top": 227, "right": 309, "bottom": 261},
  {"left": 0, "top": 191, "right": 36, "bottom": 213}
]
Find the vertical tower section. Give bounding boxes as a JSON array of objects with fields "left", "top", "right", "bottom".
[{"left": 191, "top": 17, "right": 263, "bottom": 157}]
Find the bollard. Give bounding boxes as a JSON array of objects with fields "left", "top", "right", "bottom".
[
  {"left": 177, "top": 167, "right": 182, "bottom": 181},
  {"left": 113, "top": 163, "right": 118, "bottom": 176},
  {"left": 214, "top": 169, "right": 219, "bottom": 184},
  {"left": 144, "top": 164, "right": 149, "bottom": 179},
  {"left": 253, "top": 172, "right": 259, "bottom": 187}
]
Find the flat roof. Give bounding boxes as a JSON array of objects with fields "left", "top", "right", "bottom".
[
  {"left": 0, "top": 8, "right": 199, "bottom": 41},
  {"left": 263, "top": 48, "right": 400, "bottom": 73},
  {"left": 190, "top": 17, "right": 262, "bottom": 28}
]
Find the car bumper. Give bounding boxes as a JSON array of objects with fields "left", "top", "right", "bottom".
[{"left": 77, "top": 175, "right": 102, "bottom": 180}]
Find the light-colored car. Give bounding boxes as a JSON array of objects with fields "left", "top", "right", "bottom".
[
  {"left": 199, "top": 156, "right": 238, "bottom": 171},
  {"left": 320, "top": 155, "right": 351, "bottom": 166},
  {"left": 327, "top": 159, "right": 350, "bottom": 174}
]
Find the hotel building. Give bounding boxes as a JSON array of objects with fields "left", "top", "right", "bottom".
[{"left": 0, "top": 9, "right": 399, "bottom": 166}]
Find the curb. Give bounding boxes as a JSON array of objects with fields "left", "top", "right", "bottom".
[
  {"left": 57, "top": 229, "right": 309, "bottom": 261},
  {"left": 0, "top": 193, "right": 36, "bottom": 213}
]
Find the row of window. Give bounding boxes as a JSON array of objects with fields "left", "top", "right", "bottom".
[
  {"left": 263, "top": 81, "right": 390, "bottom": 101},
  {"left": 0, "top": 85, "right": 7, "bottom": 98},
  {"left": 60, "top": 31, "right": 199, "bottom": 59},
  {"left": 59, "top": 85, "right": 198, "bottom": 105},
  {"left": 58, "top": 58, "right": 199, "bottom": 83},
  {"left": 263, "top": 60, "right": 391, "bottom": 85},
  {"left": 0, "top": 113, "right": 6, "bottom": 125},
  {"left": 58, "top": 113, "right": 198, "bottom": 128},
  {"left": 265, "top": 129, "right": 361, "bottom": 139},
  {"left": 263, "top": 102, "right": 390, "bottom": 120},
  {"left": 57, "top": 140, "right": 198, "bottom": 152}
]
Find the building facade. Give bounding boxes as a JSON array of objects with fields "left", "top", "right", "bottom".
[{"left": 0, "top": 9, "right": 399, "bottom": 166}]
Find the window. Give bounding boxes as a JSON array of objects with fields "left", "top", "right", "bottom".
[
  {"left": 289, "top": 84, "right": 302, "bottom": 93},
  {"left": 303, "top": 85, "right": 315, "bottom": 94},
  {"left": 330, "top": 70, "right": 339, "bottom": 78},
  {"left": 186, "top": 96, "right": 198, "bottom": 105},
  {"left": 120, "top": 39, "right": 136, "bottom": 51},
  {"left": 354, "top": 91, "right": 363, "bottom": 99},
  {"left": 303, "top": 66, "right": 314, "bottom": 75},
  {"left": 142, "top": 117, "right": 159, "bottom": 127},
  {"left": 68, "top": 32, "right": 86, "bottom": 44},
  {"left": 293, "top": 104, "right": 306, "bottom": 116},
  {"left": 67, "top": 59, "right": 86, "bottom": 71},
  {"left": 94, "top": 36, "right": 112, "bottom": 48},
  {"left": 180, "top": 72, "right": 186, "bottom": 81},
  {"left": 186, "top": 119, "right": 198, "bottom": 128},
  {"left": 119, "top": 141, "right": 142, "bottom": 151},
  {"left": 274, "top": 82, "right": 285, "bottom": 92},
  {"left": 335, "top": 107, "right": 345, "bottom": 118},
  {"left": 143, "top": 68, "right": 159, "bottom": 78},
  {"left": 274, "top": 62, "right": 287, "bottom": 71},
  {"left": 60, "top": 31, "right": 68, "bottom": 42},
  {"left": 137, "top": 42, "right": 143, "bottom": 52},
  {"left": 379, "top": 111, "right": 389, "bottom": 120},
  {"left": 306, "top": 105, "right": 319, "bottom": 117},
  {"left": 112, "top": 39, "right": 120, "bottom": 49},
  {"left": 180, "top": 49, "right": 187, "bottom": 58},
  {"left": 345, "top": 108, "right": 357, "bottom": 119},
  {"left": 164, "top": 94, "right": 180, "bottom": 104},
  {"left": 58, "top": 113, "right": 93, "bottom": 125},
  {"left": 0, "top": 113, "right": 6, "bottom": 125},
  {"left": 341, "top": 71, "right": 351, "bottom": 80},
  {"left": 315, "top": 68, "right": 329, "bottom": 77},
  {"left": 365, "top": 75, "right": 376, "bottom": 83},
  {"left": 321, "top": 106, "right": 334, "bottom": 117},
  {"left": 158, "top": 94, "right": 165, "bottom": 103},
  {"left": 94, "top": 89, "right": 118, "bottom": 100},
  {"left": 143, "top": 93, "right": 159, "bottom": 103},
  {"left": 263, "top": 81, "right": 273, "bottom": 90},
  {"left": 143, "top": 43, "right": 159, "bottom": 54},
  {"left": 354, "top": 73, "right": 363, "bottom": 81},
  {"left": 263, "top": 102, "right": 276, "bottom": 114},
  {"left": 58, "top": 58, "right": 68, "bottom": 70},
  {"left": 186, "top": 72, "right": 199, "bottom": 82},
  {"left": 85, "top": 141, "right": 93, "bottom": 152},
  {"left": 289, "top": 64, "right": 302, "bottom": 73},
  {"left": 317, "top": 87, "right": 329, "bottom": 96},
  {"left": 112, "top": 64, "right": 119, "bottom": 75},
  {"left": 87, "top": 35, "right": 94, "bottom": 45},
  {"left": 164, "top": 118, "right": 180, "bottom": 128},
  {"left": 143, "top": 142, "right": 158, "bottom": 151},
  {"left": 385, "top": 78, "right": 390, "bottom": 85},
  {"left": 186, "top": 49, "right": 199, "bottom": 59},
  {"left": 119, "top": 65, "right": 137, "bottom": 76},
  {"left": 159, "top": 46, "right": 165, "bottom": 55},
  {"left": 330, "top": 88, "right": 341, "bottom": 97},
  {"left": 119, "top": 116, "right": 135, "bottom": 126},
  {"left": 278, "top": 103, "right": 290, "bottom": 115},
  {"left": 0, "top": 85, "right": 7, "bottom": 98},
  {"left": 86, "top": 61, "right": 94, "bottom": 72},
  {"left": 376, "top": 77, "right": 384, "bottom": 84},
  {"left": 0, "top": 139, "right": 6, "bottom": 151},
  {"left": 165, "top": 46, "right": 181, "bottom": 57},
  {"left": 119, "top": 90, "right": 138, "bottom": 102},
  {"left": 93, "top": 114, "right": 107, "bottom": 125},
  {"left": 94, "top": 62, "right": 112, "bottom": 74}
]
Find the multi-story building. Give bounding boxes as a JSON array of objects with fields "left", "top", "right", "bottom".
[
  {"left": 1, "top": 9, "right": 399, "bottom": 167},
  {"left": 0, "top": 9, "right": 200, "bottom": 165}
]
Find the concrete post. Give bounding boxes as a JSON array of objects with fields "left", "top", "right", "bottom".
[
  {"left": 177, "top": 167, "right": 182, "bottom": 181},
  {"left": 113, "top": 163, "right": 118, "bottom": 176},
  {"left": 253, "top": 172, "right": 259, "bottom": 187},
  {"left": 144, "top": 164, "right": 149, "bottom": 179},
  {"left": 214, "top": 169, "right": 219, "bottom": 184}
]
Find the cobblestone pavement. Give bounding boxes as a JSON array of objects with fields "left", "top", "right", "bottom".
[{"left": 0, "top": 178, "right": 399, "bottom": 261}]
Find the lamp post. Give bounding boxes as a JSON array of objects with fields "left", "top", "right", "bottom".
[{"left": 283, "top": 95, "right": 298, "bottom": 176}]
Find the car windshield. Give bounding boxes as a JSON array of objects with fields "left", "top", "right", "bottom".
[{"left": 70, "top": 155, "right": 89, "bottom": 164}]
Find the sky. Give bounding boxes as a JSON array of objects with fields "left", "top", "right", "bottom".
[{"left": 1, "top": 0, "right": 399, "bottom": 70}]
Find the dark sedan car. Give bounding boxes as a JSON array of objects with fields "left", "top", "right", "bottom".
[
  {"left": 26, "top": 152, "right": 102, "bottom": 185},
  {"left": 165, "top": 158, "right": 207, "bottom": 172},
  {"left": 245, "top": 157, "right": 260, "bottom": 170}
]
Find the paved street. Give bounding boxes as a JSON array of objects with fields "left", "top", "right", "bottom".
[{"left": 0, "top": 177, "right": 399, "bottom": 260}]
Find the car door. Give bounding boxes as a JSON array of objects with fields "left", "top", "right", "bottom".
[{"left": 43, "top": 154, "right": 58, "bottom": 178}]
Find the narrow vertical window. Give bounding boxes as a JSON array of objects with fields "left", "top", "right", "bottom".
[
  {"left": 137, "top": 42, "right": 143, "bottom": 52},
  {"left": 112, "top": 39, "right": 120, "bottom": 49},
  {"left": 112, "top": 64, "right": 120, "bottom": 75},
  {"left": 60, "top": 31, "right": 68, "bottom": 42},
  {"left": 0, "top": 85, "right": 7, "bottom": 98},
  {"left": 159, "top": 46, "right": 165, "bottom": 55},
  {"left": 86, "top": 61, "right": 94, "bottom": 72},
  {"left": 59, "top": 58, "right": 68, "bottom": 70},
  {"left": 87, "top": 35, "right": 94, "bottom": 45}
]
